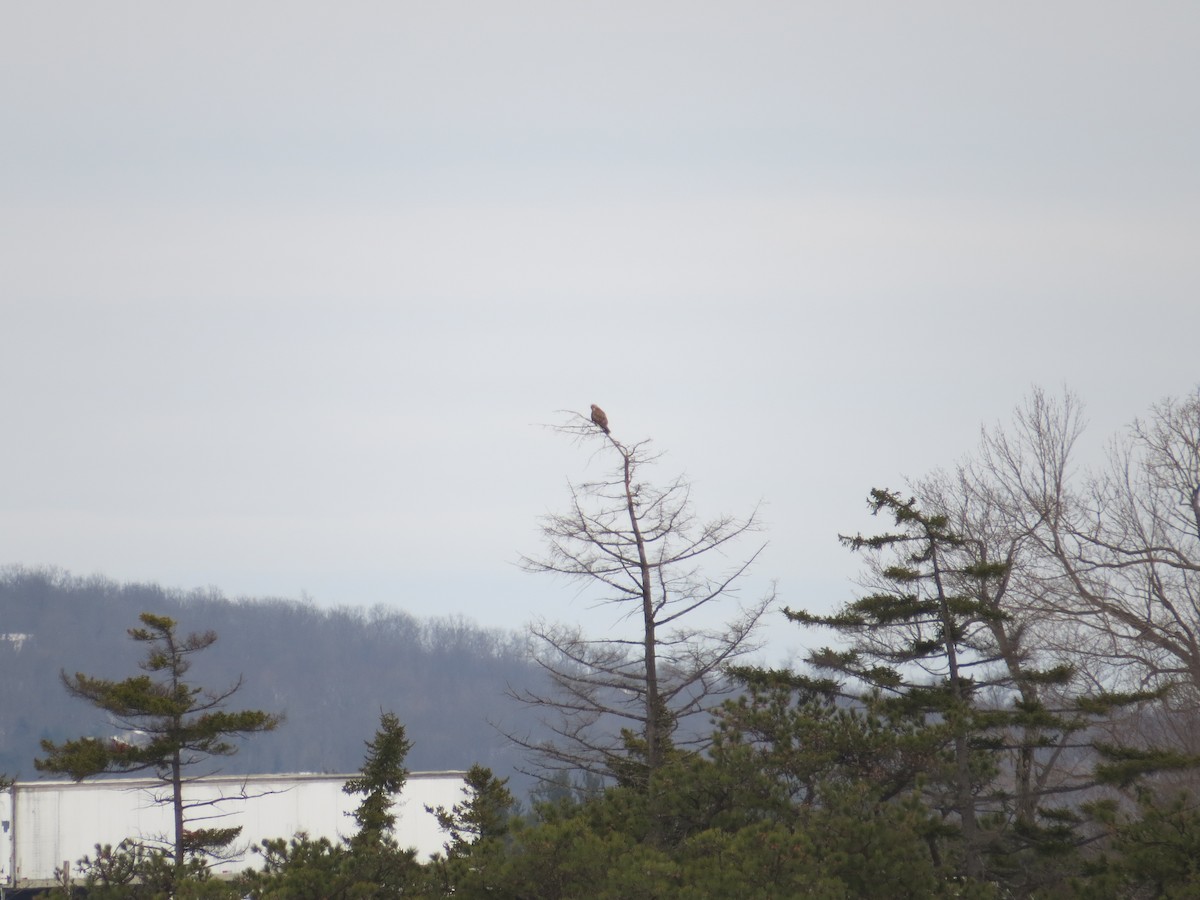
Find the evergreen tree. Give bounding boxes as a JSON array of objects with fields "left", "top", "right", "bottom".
[
  {"left": 1075, "top": 789, "right": 1200, "bottom": 898},
  {"left": 35, "top": 612, "right": 281, "bottom": 875},
  {"left": 343, "top": 711, "right": 412, "bottom": 848},
  {"left": 432, "top": 735, "right": 988, "bottom": 899},
  {"left": 425, "top": 764, "right": 517, "bottom": 896},
  {"left": 786, "top": 489, "right": 1013, "bottom": 878},
  {"left": 429, "top": 764, "right": 515, "bottom": 858},
  {"left": 786, "top": 489, "right": 1173, "bottom": 892},
  {"left": 244, "top": 711, "right": 424, "bottom": 898}
]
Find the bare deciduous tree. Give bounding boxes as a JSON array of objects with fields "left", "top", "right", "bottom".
[
  {"left": 513, "top": 409, "right": 774, "bottom": 787},
  {"left": 924, "top": 387, "right": 1200, "bottom": 817},
  {"left": 979, "top": 387, "right": 1200, "bottom": 698},
  {"left": 789, "top": 390, "right": 1196, "bottom": 888},
  {"left": 912, "top": 445, "right": 1149, "bottom": 877}
]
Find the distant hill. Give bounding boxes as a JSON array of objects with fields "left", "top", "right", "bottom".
[{"left": 0, "top": 566, "right": 546, "bottom": 789}]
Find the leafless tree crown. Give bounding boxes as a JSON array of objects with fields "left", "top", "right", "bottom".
[{"left": 511, "top": 409, "right": 774, "bottom": 783}]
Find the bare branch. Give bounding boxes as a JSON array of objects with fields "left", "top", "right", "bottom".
[{"left": 513, "top": 409, "right": 773, "bottom": 784}]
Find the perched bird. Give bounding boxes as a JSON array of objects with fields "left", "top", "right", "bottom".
[
  {"left": 1191, "top": 484, "right": 1200, "bottom": 540},
  {"left": 590, "top": 404, "right": 610, "bottom": 434}
]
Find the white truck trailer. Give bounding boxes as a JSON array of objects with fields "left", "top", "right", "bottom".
[{"left": 0, "top": 770, "right": 467, "bottom": 890}]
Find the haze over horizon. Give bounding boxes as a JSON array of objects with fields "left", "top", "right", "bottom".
[{"left": 4, "top": 4, "right": 1199, "bottom": 663}]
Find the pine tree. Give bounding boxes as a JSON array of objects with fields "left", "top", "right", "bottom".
[
  {"left": 787, "top": 489, "right": 1173, "bottom": 890},
  {"left": 35, "top": 612, "right": 281, "bottom": 874},
  {"left": 343, "top": 711, "right": 412, "bottom": 848},
  {"left": 244, "top": 711, "right": 423, "bottom": 898},
  {"left": 786, "top": 489, "right": 1009, "bottom": 877},
  {"left": 425, "top": 764, "right": 517, "bottom": 896}
]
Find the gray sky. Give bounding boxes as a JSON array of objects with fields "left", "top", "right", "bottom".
[{"left": 3, "top": 3, "right": 1199, "bottom": 663}]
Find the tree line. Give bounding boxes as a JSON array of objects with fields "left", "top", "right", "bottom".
[
  {"left": 0, "top": 568, "right": 541, "bottom": 782},
  {"left": 13, "top": 387, "right": 1200, "bottom": 896}
]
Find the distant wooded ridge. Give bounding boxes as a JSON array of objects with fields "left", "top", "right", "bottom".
[{"left": 0, "top": 565, "right": 543, "bottom": 785}]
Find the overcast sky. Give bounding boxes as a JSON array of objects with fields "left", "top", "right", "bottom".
[{"left": 3, "top": 3, "right": 1199, "bottom": 663}]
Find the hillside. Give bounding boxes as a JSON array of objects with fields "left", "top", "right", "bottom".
[{"left": 0, "top": 566, "right": 544, "bottom": 785}]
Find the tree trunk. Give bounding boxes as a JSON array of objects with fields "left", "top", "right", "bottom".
[
  {"left": 932, "top": 548, "right": 981, "bottom": 881},
  {"left": 171, "top": 746, "right": 185, "bottom": 871},
  {"left": 621, "top": 444, "right": 659, "bottom": 776}
]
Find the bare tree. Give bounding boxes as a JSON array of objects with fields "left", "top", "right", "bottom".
[
  {"left": 916, "top": 469, "right": 1055, "bottom": 825},
  {"left": 513, "top": 408, "right": 774, "bottom": 787},
  {"left": 931, "top": 387, "right": 1200, "bottom": 816},
  {"left": 789, "top": 390, "right": 1193, "bottom": 887},
  {"left": 979, "top": 388, "right": 1200, "bottom": 698},
  {"left": 912, "top": 450, "right": 1142, "bottom": 881}
]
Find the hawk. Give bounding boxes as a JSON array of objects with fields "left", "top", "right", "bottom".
[
  {"left": 590, "top": 404, "right": 610, "bottom": 434},
  {"left": 1191, "top": 484, "right": 1200, "bottom": 540}
]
